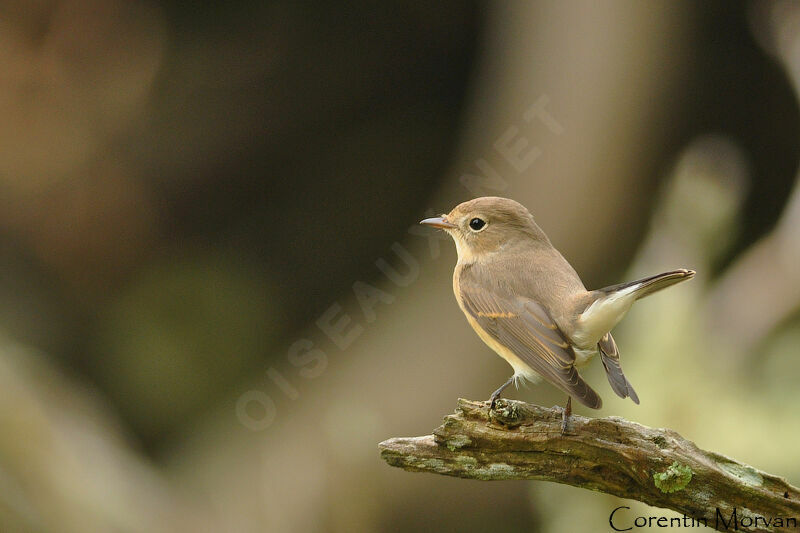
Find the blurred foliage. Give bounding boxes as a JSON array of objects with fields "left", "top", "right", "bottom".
[{"left": 93, "top": 249, "right": 281, "bottom": 444}]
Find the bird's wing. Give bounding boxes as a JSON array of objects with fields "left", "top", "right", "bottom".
[
  {"left": 459, "top": 276, "right": 602, "bottom": 409},
  {"left": 597, "top": 333, "right": 639, "bottom": 404}
]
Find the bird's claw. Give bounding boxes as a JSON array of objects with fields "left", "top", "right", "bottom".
[
  {"left": 487, "top": 375, "right": 515, "bottom": 414},
  {"left": 488, "top": 395, "right": 499, "bottom": 412}
]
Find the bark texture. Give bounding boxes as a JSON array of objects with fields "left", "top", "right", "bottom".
[{"left": 379, "top": 399, "right": 800, "bottom": 533}]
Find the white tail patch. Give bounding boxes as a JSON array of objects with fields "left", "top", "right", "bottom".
[{"left": 573, "top": 285, "right": 640, "bottom": 348}]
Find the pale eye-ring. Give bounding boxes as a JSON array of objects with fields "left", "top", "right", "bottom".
[{"left": 468, "top": 217, "right": 486, "bottom": 231}]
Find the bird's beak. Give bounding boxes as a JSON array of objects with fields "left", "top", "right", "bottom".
[{"left": 419, "top": 216, "right": 456, "bottom": 229}]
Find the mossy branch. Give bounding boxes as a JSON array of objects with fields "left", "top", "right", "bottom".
[{"left": 379, "top": 399, "right": 800, "bottom": 533}]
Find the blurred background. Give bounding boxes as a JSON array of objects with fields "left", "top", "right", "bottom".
[{"left": 2, "top": 0, "right": 800, "bottom": 531}]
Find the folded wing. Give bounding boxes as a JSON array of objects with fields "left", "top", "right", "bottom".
[{"left": 460, "top": 279, "right": 602, "bottom": 409}]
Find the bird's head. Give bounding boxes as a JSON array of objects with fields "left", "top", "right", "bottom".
[{"left": 420, "top": 196, "right": 549, "bottom": 262}]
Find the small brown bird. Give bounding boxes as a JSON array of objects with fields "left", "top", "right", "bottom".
[{"left": 421, "top": 197, "right": 694, "bottom": 431}]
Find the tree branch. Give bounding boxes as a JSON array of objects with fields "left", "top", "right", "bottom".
[{"left": 379, "top": 399, "right": 800, "bottom": 533}]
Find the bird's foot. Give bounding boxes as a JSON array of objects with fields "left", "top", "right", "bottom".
[
  {"left": 487, "top": 375, "right": 515, "bottom": 413},
  {"left": 488, "top": 392, "right": 501, "bottom": 411}
]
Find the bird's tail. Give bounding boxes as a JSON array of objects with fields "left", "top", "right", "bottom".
[
  {"left": 575, "top": 268, "right": 695, "bottom": 351},
  {"left": 597, "top": 333, "right": 639, "bottom": 404},
  {"left": 596, "top": 269, "right": 695, "bottom": 302}
]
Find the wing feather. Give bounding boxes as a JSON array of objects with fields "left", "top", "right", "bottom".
[{"left": 460, "top": 279, "right": 602, "bottom": 409}]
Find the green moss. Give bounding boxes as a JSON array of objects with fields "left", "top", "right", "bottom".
[
  {"left": 653, "top": 462, "right": 693, "bottom": 493},
  {"left": 417, "top": 458, "right": 445, "bottom": 471},
  {"left": 473, "top": 462, "right": 516, "bottom": 480},
  {"left": 501, "top": 403, "right": 519, "bottom": 419},
  {"left": 445, "top": 434, "right": 472, "bottom": 451},
  {"left": 442, "top": 416, "right": 460, "bottom": 430},
  {"left": 454, "top": 455, "right": 477, "bottom": 467}
]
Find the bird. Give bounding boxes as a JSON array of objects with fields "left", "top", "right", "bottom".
[{"left": 420, "top": 196, "right": 694, "bottom": 432}]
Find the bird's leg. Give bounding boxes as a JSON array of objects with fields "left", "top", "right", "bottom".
[
  {"left": 560, "top": 396, "right": 572, "bottom": 435},
  {"left": 489, "top": 375, "right": 515, "bottom": 410}
]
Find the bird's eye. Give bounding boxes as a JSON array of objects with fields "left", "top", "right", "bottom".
[{"left": 469, "top": 217, "right": 486, "bottom": 231}]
